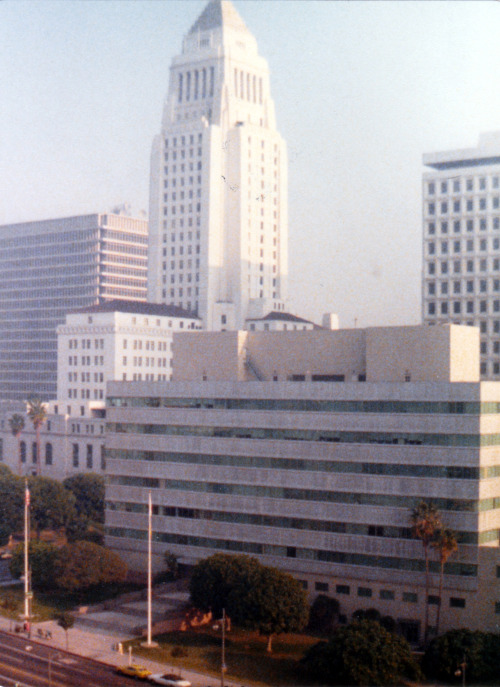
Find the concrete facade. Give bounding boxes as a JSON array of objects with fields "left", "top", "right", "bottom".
[
  {"left": 422, "top": 132, "right": 500, "bottom": 381},
  {"left": 148, "top": 0, "right": 288, "bottom": 330},
  {"left": 104, "top": 325, "right": 500, "bottom": 641}
]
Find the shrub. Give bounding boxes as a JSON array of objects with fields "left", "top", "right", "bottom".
[
  {"left": 301, "top": 620, "right": 421, "bottom": 686},
  {"left": 422, "top": 629, "right": 500, "bottom": 683},
  {"left": 308, "top": 594, "right": 340, "bottom": 634}
]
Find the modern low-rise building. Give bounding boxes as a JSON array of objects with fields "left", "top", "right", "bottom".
[{"left": 104, "top": 324, "right": 500, "bottom": 639}]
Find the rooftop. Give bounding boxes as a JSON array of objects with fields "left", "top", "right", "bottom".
[{"left": 71, "top": 300, "right": 200, "bottom": 319}]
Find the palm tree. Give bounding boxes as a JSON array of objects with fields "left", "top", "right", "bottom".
[
  {"left": 8, "top": 413, "right": 25, "bottom": 475},
  {"left": 410, "top": 500, "right": 442, "bottom": 643},
  {"left": 26, "top": 398, "right": 47, "bottom": 476},
  {"left": 431, "top": 528, "right": 458, "bottom": 636}
]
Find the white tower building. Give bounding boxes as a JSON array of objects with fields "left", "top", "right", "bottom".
[{"left": 148, "top": 0, "right": 288, "bottom": 330}]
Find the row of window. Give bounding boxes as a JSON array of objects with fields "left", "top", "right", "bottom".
[
  {"left": 106, "top": 447, "right": 494, "bottom": 481},
  {"left": 427, "top": 278, "right": 500, "bottom": 295},
  {"left": 427, "top": 237, "right": 500, "bottom": 254},
  {"left": 105, "top": 524, "right": 476, "bottom": 577},
  {"left": 426, "top": 218, "right": 500, "bottom": 234},
  {"left": 107, "top": 497, "right": 492, "bottom": 544},
  {"left": 427, "top": 198, "right": 499, "bottom": 215},
  {"left": 68, "top": 356, "right": 104, "bottom": 366},
  {"left": 427, "top": 300, "right": 500, "bottom": 316},
  {"left": 127, "top": 340, "right": 171, "bottom": 351},
  {"left": 107, "top": 395, "right": 496, "bottom": 415},
  {"left": 123, "top": 357, "right": 170, "bottom": 368},
  {"left": 108, "top": 420, "right": 500, "bottom": 448},
  {"left": 164, "top": 149, "right": 202, "bottom": 163},
  {"left": 68, "top": 372, "right": 104, "bottom": 383},
  {"left": 68, "top": 388, "right": 104, "bottom": 400},
  {"left": 426, "top": 257, "right": 500, "bottom": 275},
  {"left": 314, "top": 581, "right": 465, "bottom": 608},
  {"left": 107, "top": 473, "right": 498, "bottom": 514},
  {"left": 163, "top": 202, "right": 202, "bottom": 216},
  {"left": 427, "top": 176, "right": 499, "bottom": 195}
]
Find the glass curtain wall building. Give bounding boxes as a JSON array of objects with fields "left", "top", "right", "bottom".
[{"left": 0, "top": 213, "right": 148, "bottom": 402}]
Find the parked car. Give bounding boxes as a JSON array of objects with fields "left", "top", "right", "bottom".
[
  {"left": 115, "top": 664, "right": 152, "bottom": 680},
  {"left": 148, "top": 674, "right": 191, "bottom": 687}
]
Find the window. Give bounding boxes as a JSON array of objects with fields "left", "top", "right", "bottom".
[
  {"left": 358, "top": 587, "right": 372, "bottom": 598},
  {"left": 428, "top": 595, "right": 440, "bottom": 605},
  {"left": 72, "top": 443, "right": 79, "bottom": 467},
  {"left": 315, "top": 582, "right": 329, "bottom": 592},
  {"left": 428, "top": 182, "right": 435, "bottom": 195},
  {"left": 32, "top": 442, "right": 37, "bottom": 464},
  {"left": 86, "top": 444, "right": 93, "bottom": 469},
  {"left": 45, "top": 443, "right": 53, "bottom": 465},
  {"left": 380, "top": 590, "right": 395, "bottom": 600},
  {"left": 450, "top": 597, "right": 466, "bottom": 608},
  {"left": 403, "top": 592, "right": 418, "bottom": 603},
  {"left": 336, "top": 585, "right": 350, "bottom": 595},
  {"left": 20, "top": 441, "right": 26, "bottom": 464}
]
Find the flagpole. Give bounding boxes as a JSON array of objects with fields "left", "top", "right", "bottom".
[
  {"left": 147, "top": 490, "right": 152, "bottom": 646},
  {"left": 24, "top": 478, "right": 30, "bottom": 635}
]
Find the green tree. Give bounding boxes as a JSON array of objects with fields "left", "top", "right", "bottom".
[
  {"left": 0, "top": 469, "right": 23, "bottom": 544},
  {"left": 63, "top": 473, "right": 105, "bottom": 524},
  {"left": 9, "top": 540, "right": 59, "bottom": 589},
  {"left": 26, "top": 399, "right": 47, "bottom": 476},
  {"left": 56, "top": 612, "right": 75, "bottom": 650},
  {"left": 28, "top": 477, "right": 76, "bottom": 538},
  {"left": 422, "top": 629, "right": 500, "bottom": 684},
  {"left": 431, "top": 527, "right": 458, "bottom": 636},
  {"left": 410, "top": 500, "right": 441, "bottom": 642},
  {"left": 54, "top": 541, "right": 127, "bottom": 593},
  {"left": 308, "top": 594, "right": 340, "bottom": 634},
  {"left": 301, "top": 620, "right": 421, "bottom": 686},
  {"left": 8, "top": 414, "right": 25, "bottom": 476},
  {"left": 189, "top": 553, "right": 261, "bottom": 618},
  {"left": 228, "top": 564, "right": 308, "bottom": 651}
]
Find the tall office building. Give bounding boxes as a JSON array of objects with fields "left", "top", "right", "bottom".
[
  {"left": 422, "top": 132, "right": 500, "bottom": 379},
  {"left": 148, "top": 0, "right": 288, "bottom": 330},
  {"left": 0, "top": 213, "right": 148, "bottom": 402}
]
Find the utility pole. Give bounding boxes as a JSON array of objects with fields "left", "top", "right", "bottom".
[{"left": 23, "top": 478, "right": 31, "bottom": 637}]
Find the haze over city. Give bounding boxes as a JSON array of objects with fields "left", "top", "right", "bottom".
[{"left": 1, "top": 0, "right": 500, "bottom": 327}]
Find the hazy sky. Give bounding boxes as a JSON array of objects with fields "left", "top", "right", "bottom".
[{"left": 1, "top": 1, "right": 500, "bottom": 327}]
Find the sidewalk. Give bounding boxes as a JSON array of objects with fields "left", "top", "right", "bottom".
[{"left": 0, "top": 614, "right": 247, "bottom": 687}]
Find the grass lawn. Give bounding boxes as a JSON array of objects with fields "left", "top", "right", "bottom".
[{"left": 129, "top": 627, "right": 319, "bottom": 687}]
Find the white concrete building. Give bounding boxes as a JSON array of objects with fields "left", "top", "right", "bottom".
[
  {"left": 0, "top": 212, "right": 148, "bottom": 402},
  {"left": 422, "top": 132, "right": 500, "bottom": 380},
  {"left": 56, "top": 300, "right": 201, "bottom": 417},
  {"left": 104, "top": 324, "right": 500, "bottom": 640},
  {"left": 148, "top": 0, "right": 288, "bottom": 330}
]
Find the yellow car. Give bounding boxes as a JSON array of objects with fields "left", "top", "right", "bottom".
[{"left": 115, "top": 664, "right": 152, "bottom": 680}]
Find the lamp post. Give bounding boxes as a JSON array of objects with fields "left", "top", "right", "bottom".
[{"left": 454, "top": 654, "right": 466, "bottom": 687}]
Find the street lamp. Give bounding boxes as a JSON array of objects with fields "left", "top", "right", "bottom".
[
  {"left": 454, "top": 654, "right": 466, "bottom": 687},
  {"left": 213, "top": 608, "right": 227, "bottom": 687}
]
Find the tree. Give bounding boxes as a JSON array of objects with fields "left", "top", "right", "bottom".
[
  {"left": 28, "top": 477, "right": 76, "bottom": 538},
  {"left": 54, "top": 541, "right": 127, "bottom": 593},
  {"left": 26, "top": 399, "right": 47, "bottom": 476},
  {"left": 227, "top": 564, "right": 308, "bottom": 652},
  {"left": 410, "top": 500, "right": 441, "bottom": 642},
  {"left": 431, "top": 528, "right": 458, "bottom": 636},
  {"left": 190, "top": 553, "right": 308, "bottom": 653},
  {"left": 308, "top": 594, "right": 340, "bottom": 634},
  {"left": 422, "top": 629, "right": 500, "bottom": 684},
  {"left": 8, "top": 414, "right": 25, "bottom": 475},
  {"left": 56, "top": 612, "right": 75, "bottom": 650},
  {"left": 189, "top": 553, "right": 261, "bottom": 619},
  {"left": 9, "top": 540, "right": 59, "bottom": 589},
  {"left": 0, "top": 469, "right": 23, "bottom": 544},
  {"left": 301, "top": 620, "right": 421, "bottom": 686},
  {"left": 63, "top": 473, "right": 105, "bottom": 524}
]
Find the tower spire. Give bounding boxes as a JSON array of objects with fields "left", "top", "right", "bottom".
[{"left": 188, "top": 0, "right": 249, "bottom": 36}]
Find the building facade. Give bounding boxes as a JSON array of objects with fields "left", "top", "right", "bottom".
[
  {"left": 104, "top": 325, "right": 500, "bottom": 639},
  {"left": 0, "top": 213, "right": 148, "bottom": 402},
  {"left": 422, "top": 132, "right": 500, "bottom": 380},
  {"left": 148, "top": 0, "right": 288, "bottom": 330}
]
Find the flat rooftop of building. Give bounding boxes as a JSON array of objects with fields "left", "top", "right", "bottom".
[{"left": 71, "top": 299, "right": 200, "bottom": 319}]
